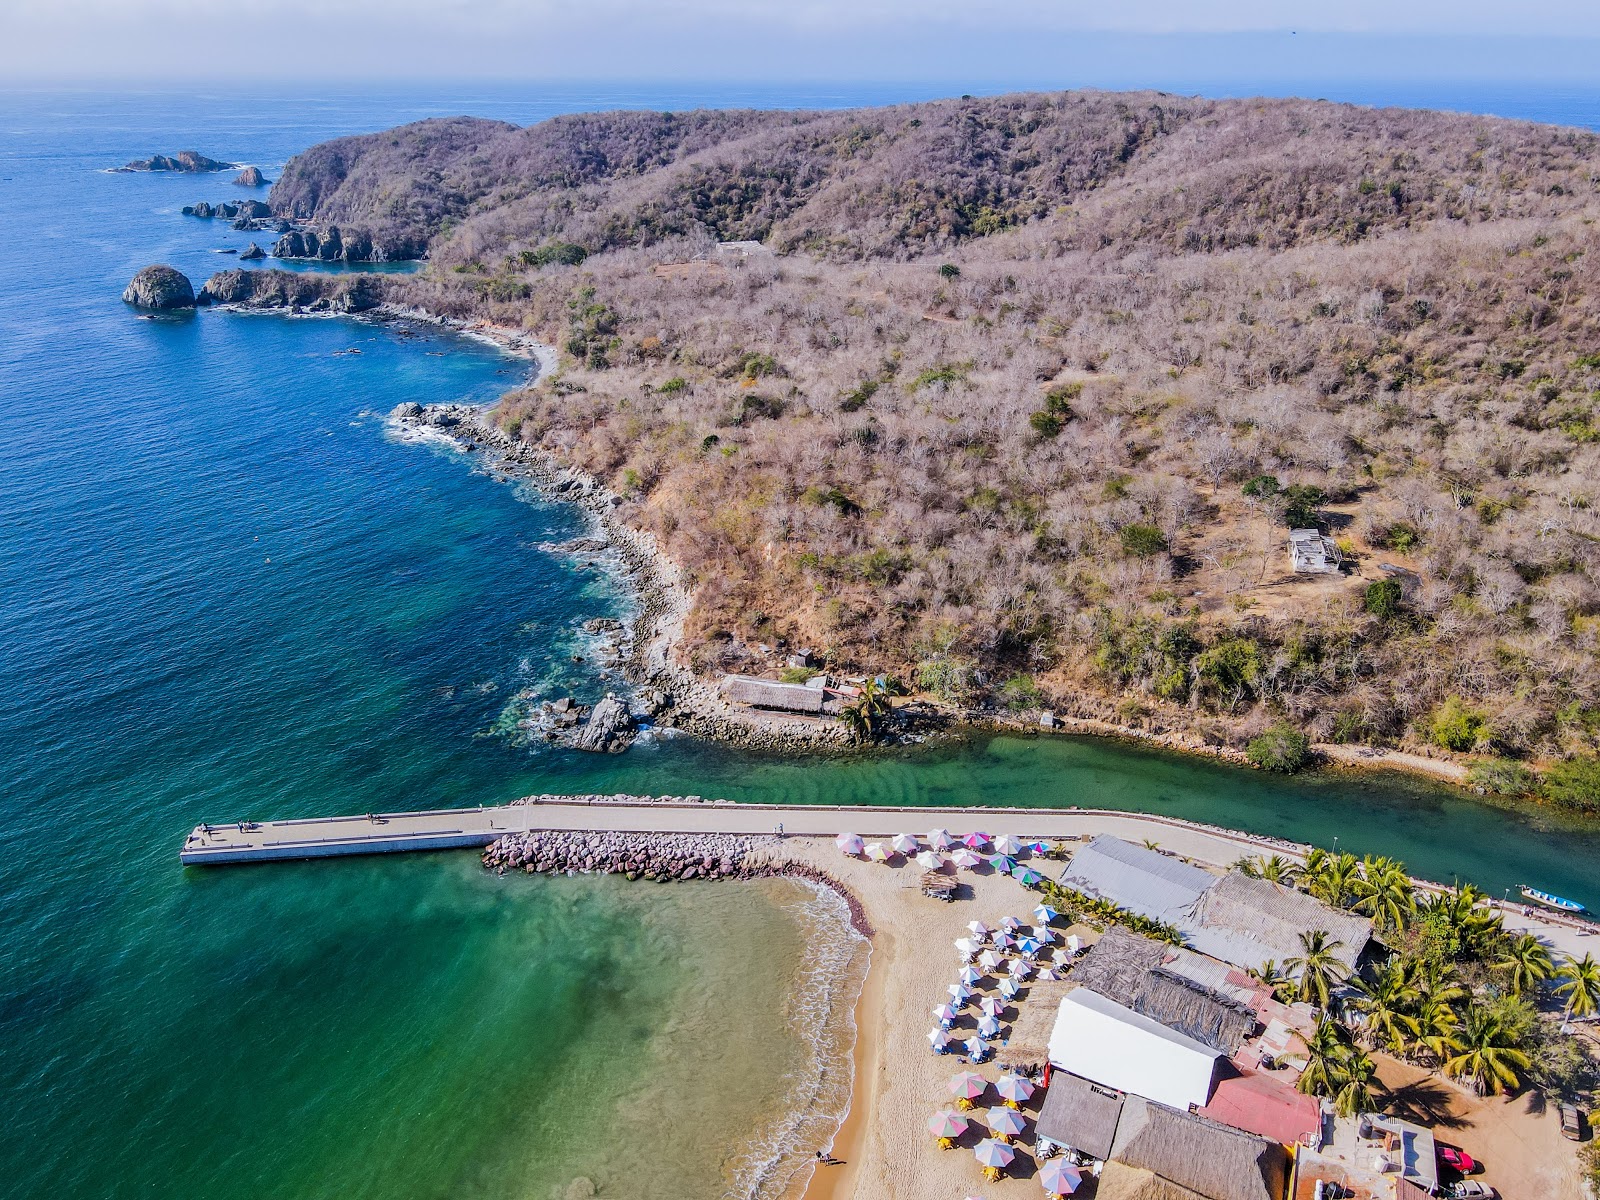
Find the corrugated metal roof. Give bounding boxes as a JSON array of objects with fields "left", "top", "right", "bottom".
[
  {"left": 1060, "top": 837, "right": 1216, "bottom": 925},
  {"left": 1198, "top": 1070, "right": 1321, "bottom": 1147}
]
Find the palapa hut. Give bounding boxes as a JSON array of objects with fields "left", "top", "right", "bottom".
[
  {"left": 1070, "top": 929, "right": 1258, "bottom": 1056},
  {"left": 1184, "top": 872, "right": 1373, "bottom": 976},
  {"left": 718, "top": 674, "right": 828, "bottom": 714},
  {"left": 1102, "top": 1097, "right": 1287, "bottom": 1200},
  {"left": 1034, "top": 1070, "right": 1125, "bottom": 1161},
  {"left": 920, "top": 870, "right": 957, "bottom": 901}
]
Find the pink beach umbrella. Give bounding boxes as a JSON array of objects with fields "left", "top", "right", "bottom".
[
  {"left": 928, "top": 1027, "right": 952, "bottom": 1053},
  {"left": 991, "top": 931, "right": 1015, "bottom": 951},
  {"left": 966, "top": 920, "right": 993, "bottom": 939},
  {"left": 892, "top": 833, "right": 920, "bottom": 856},
  {"left": 933, "top": 1003, "right": 959, "bottom": 1025},
  {"left": 1009, "top": 959, "right": 1035, "bottom": 981},
  {"left": 952, "top": 849, "right": 983, "bottom": 870},
  {"left": 865, "top": 842, "right": 891, "bottom": 862},
  {"left": 917, "top": 850, "right": 944, "bottom": 870},
  {"left": 995, "top": 1074, "right": 1035, "bottom": 1107},
  {"left": 948, "top": 1071, "right": 988, "bottom": 1106},
  {"left": 985, "top": 1105, "right": 1027, "bottom": 1139},
  {"left": 929, "top": 828, "right": 956, "bottom": 850},
  {"left": 1039, "top": 1161, "right": 1085, "bottom": 1196},
  {"left": 999, "top": 915, "right": 1023, "bottom": 932},
  {"left": 929, "top": 1109, "right": 970, "bottom": 1142},
  {"left": 835, "top": 832, "right": 865, "bottom": 856},
  {"left": 962, "top": 831, "right": 991, "bottom": 850}
]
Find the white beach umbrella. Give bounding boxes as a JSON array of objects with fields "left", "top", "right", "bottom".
[
  {"left": 1017, "top": 936, "right": 1044, "bottom": 959},
  {"left": 929, "top": 828, "right": 956, "bottom": 850},
  {"left": 991, "top": 931, "right": 1015, "bottom": 951},
  {"left": 1033, "top": 904, "right": 1061, "bottom": 925},
  {"left": 933, "top": 1003, "right": 959, "bottom": 1024},
  {"left": 1051, "top": 948, "right": 1072, "bottom": 966},
  {"left": 952, "top": 849, "right": 982, "bottom": 870},
  {"left": 978, "top": 949, "right": 1004, "bottom": 971},
  {"left": 892, "top": 833, "right": 920, "bottom": 855},
  {"left": 954, "top": 937, "right": 980, "bottom": 959},
  {"left": 1066, "top": 934, "right": 1082, "bottom": 954},
  {"left": 835, "top": 832, "right": 865, "bottom": 855},
  {"left": 966, "top": 920, "right": 993, "bottom": 939},
  {"left": 998, "top": 977, "right": 1021, "bottom": 1001},
  {"left": 959, "top": 965, "right": 984, "bottom": 987},
  {"left": 999, "top": 915, "right": 1023, "bottom": 932},
  {"left": 1009, "top": 959, "right": 1034, "bottom": 981},
  {"left": 865, "top": 842, "right": 890, "bottom": 862},
  {"left": 1036, "top": 967, "right": 1059, "bottom": 982},
  {"left": 917, "top": 850, "right": 944, "bottom": 870},
  {"left": 994, "top": 834, "right": 1023, "bottom": 856},
  {"left": 928, "top": 1027, "right": 952, "bottom": 1052},
  {"left": 994, "top": 1074, "right": 1035, "bottom": 1106},
  {"left": 973, "top": 1138, "right": 1016, "bottom": 1169},
  {"left": 985, "top": 1105, "right": 1027, "bottom": 1138},
  {"left": 979, "top": 997, "right": 1005, "bottom": 1018},
  {"left": 1035, "top": 926, "right": 1058, "bottom": 944},
  {"left": 948, "top": 983, "right": 973, "bottom": 1004},
  {"left": 977, "top": 1015, "right": 1002, "bottom": 1038},
  {"left": 964, "top": 1036, "right": 991, "bottom": 1061}
]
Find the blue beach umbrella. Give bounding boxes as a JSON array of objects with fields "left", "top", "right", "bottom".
[{"left": 1033, "top": 904, "right": 1061, "bottom": 925}]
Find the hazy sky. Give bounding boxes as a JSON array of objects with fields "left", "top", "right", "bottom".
[{"left": 4, "top": 1, "right": 1598, "bottom": 83}]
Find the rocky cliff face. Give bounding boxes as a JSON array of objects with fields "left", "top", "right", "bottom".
[
  {"left": 117, "top": 151, "right": 236, "bottom": 173},
  {"left": 196, "top": 268, "right": 384, "bottom": 313},
  {"left": 122, "top": 265, "right": 196, "bottom": 309},
  {"left": 270, "top": 225, "right": 383, "bottom": 262}
]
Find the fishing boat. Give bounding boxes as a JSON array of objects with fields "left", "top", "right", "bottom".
[{"left": 1519, "top": 886, "right": 1587, "bottom": 914}]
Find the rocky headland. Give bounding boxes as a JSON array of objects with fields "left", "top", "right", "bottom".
[
  {"left": 122, "top": 264, "right": 196, "bottom": 309},
  {"left": 117, "top": 150, "right": 236, "bottom": 173},
  {"left": 196, "top": 268, "right": 384, "bottom": 313}
]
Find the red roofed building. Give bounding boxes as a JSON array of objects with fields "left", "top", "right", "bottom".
[{"left": 1198, "top": 1069, "right": 1322, "bottom": 1148}]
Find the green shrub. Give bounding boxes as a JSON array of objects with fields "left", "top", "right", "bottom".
[
  {"left": 1029, "top": 384, "right": 1079, "bottom": 438},
  {"left": 937, "top": 263, "right": 961, "bottom": 279},
  {"left": 1282, "top": 484, "right": 1326, "bottom": 528},
  {"left": 656, "top": 377, "right": 688, "bottom": 394},
  {"left": 917, "top": 655, "right": 980, "bottom": 705},
  {"left": 520, "top": 242, "right": 588, "bottom": 268},
  {"left": 801, "top": 485, "right": 862, "bottom": 517},
  {"left": 1246, "top": 722, "right": 1312, "bottom": 773},
  {"left": 1196, "top": 637, "right": 1262, "bottom": 700},
  {"left": 999, "top": 674, "right": 1043, "bottom": 711},
  {"left": 1364, "top": 578, "right": 1404, "bottom": 619},
  {"left": 840, "top": 379, "right": 878, "bottom": 412},
  {"left": 1468, "top": 758, "right": 1538, "bottom": 797},
  {"left": 1430, "top": 696, "right": 1488, "bottom": 751},
  {"left": 1029, "top": 409, "right": 1067, "bottom": 437},
  {"left": 1330, "top": 711, "right": 1367, "bottom": 744},
  {"left": 779, "top": 666, "right": 815, "bottom": 685},
  {"left": 1541, "top": 756, "right": 1600, "bottom": 814},
  {"left": 1242, "top": 474, "right": 1281, "bottom": 499},
  {"left": 1120, "top": 523, "right": 1169, "bottom": 558}
]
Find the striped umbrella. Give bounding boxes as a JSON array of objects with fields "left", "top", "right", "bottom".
[
  {"left": 994, "top": 834, "right": 1023, "bottom": 856},
  {"left": 948, "top": 1071, "right": 988, "bottom": 1106},
  {"left": 927, "top": 1027, "right": 952, "bottom": 1052},
  {"left": 1009, "top": 959, "right": 1034, "bottom": 981},
  {"left": 865, "top": 842, "right": 890, "bottom": 862},
  {"left": 929, "top": 828, "right": 956, "bottom": 850},
  {"left": 933, "top": 1003, "right": 959, "bottom": 1025},
  {"left": 978, "top": 949, "right": 1004, "bottom": 971},
  {"left": 1013, "top": 866, "right": 1043, "bottom": 886},
  {"left": 948, "top": 983, "right": 973, "bottom": 1004},
  {"left": 962, "top": 831, "right": 991, "bottom": 850},
  {"left": 954, "top": 937, "right": 980, "bottom": 959},
  {"left": 979, "top": 997, "right": 1005, "bottom": 1017},
  {"left": 959, "top": 965, "right": 984, "bottom": 987},
  {"left": 977, "top": 1015, "right": 1002, "bottom": 1038},
  {"left": 835, "top": 832, "right": 865, "bottom": 855},
  {"left": 988, "top": 855, "right": 1017, "bottom": 873},
  {"left": 928, "top": 1109, "right": 969, "bottom": 1144},
  {"left": 966, "top": 920, "right": 993, "bottom": 939},
  {"left": 995, "top": 1074, "right": 1035, "bottom": 1106},
  {"left": 999, "top": 916, "right": 1024, "bottom": 932},
  {"left": 917, "top": 850, "right": 944, "bottom": 870},
  {"left": 974, "top": 1138, "right": 1016, "bottom": 1169},
  {"left": 964, "top": 1036, "right": 991, "bottom": 1061},
  {"left": 985, "top": 1105, "right": 1027, "bottom": 1139},
  {"left": 999, "top": 977, "right": 1021, "bottom": 1000},
  {"left": 1033, "top": 904, "right": 1061, "bottom": 925},
  {"left": 953, "top": 849, "right": 983, "bottom": 869},
  {"left": 991, "top": 931, "right": 1015, "bottom": 951},
  {"left": 1017, "top": 936, "right": 1044, "bottom": 958},
  {"left": 1039, "top": 1161, "right": 1084, "bottom": 1196}
]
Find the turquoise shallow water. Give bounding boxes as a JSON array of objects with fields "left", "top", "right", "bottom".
[{"left": 3, "top": 83, "right": 1600, "bottom": 1200}]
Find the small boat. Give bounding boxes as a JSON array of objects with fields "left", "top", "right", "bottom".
[{"left": 1519, "top": 886, "right": 1587, "bottom": 914}]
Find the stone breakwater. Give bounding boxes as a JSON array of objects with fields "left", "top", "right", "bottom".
[{"left": 481, "top": 830, "right": 873, "bottom": 937}]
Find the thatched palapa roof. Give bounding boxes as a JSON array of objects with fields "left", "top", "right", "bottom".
[
  {"left": 1070, "top": 929, "right": 1257, "bottom": 1055},
  {"left": 1035, "top": 1070, "right": 1125, "bottom": 1160},
  {"left": 1185, "top": 872, "right": 1372, "bottom": 973},
  {"left": 1110, "top": 1097, "right": 1288, "bottom": 1200}
]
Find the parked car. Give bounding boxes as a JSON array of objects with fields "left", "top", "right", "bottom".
[
  {"left": 1561, "top": 1102, "right": 1584, "bottom": 1141},
  {"left": 1446, "top": 1183, "right": 1496, "bottom": 1199},
  {"left": 1437, "top": 1146, "right": 1477, "bottom": 1174}
]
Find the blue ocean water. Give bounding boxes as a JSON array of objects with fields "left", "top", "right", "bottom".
[{"left": 2, "top": 81, "right": 1600, "bottom": 1199}]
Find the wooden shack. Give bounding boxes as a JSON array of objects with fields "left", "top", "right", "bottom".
[{"left": 921, "top": 870, "right": 958, "bottom": 901}]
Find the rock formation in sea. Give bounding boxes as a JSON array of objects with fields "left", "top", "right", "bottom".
[
  {"left": 122, "top": 265, "right": 196, "bottom": 309},
  {"left": 572, "top": 692, "right": 637, "bottom": 753},
  {"left": 271, "top": 225, "right": 381, "bottom": 263},
  {"left": 196, "top": 268, "right": 383, "bottom": 313},
  {"left": 238, "top": 242, "right": 266, "bottom": 261},
  {"left": 233, "top": 166, "right": 268, "bottom": 187},
  {"left": 117, "top": 151, "right": 237, "bottom": 173}
]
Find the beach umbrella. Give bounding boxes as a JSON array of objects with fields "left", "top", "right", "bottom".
[
  {"left": 1027, "top": 840, "right": 1053, "bottom": 856},
  {"left": 1033, "top": 904, "right": 1061, "bottom": 925},
  {"left": 964, "top": 1036, "right": 991, "bottom": 1061},
  {"left": 948, "top": 1071, "right": 988, "bottom": 1107},
  {"left": 1037, "top": 967, "right": 1059, "bottom": 982},
  {"left": 928, "top": 1027, "right": 952, "bottom": 1053},
  {"left": 929, "top": 828, "right": 956, "bottom": 850},
  {"left": 954, "top": 937, "right": 980, "bottom": 960},
  {"left": 998, "top": 977, "right": 1021, "bottom": 1001},
  {"left": 933, "top": 1003, "right": 959, "bottom": 1025},
  {"left": 991, "top": 931, "right": 1015, "bottom": 951},
  {"left": 999, "top": 915, "right": 1023, "bottom": 932},
  {"left": 979, "top": 996, "right": 1005, "bottom": 1017},
  {"left": 1013, "top": 866, "right": 1043, "bottom": 886},
  {"left": 1009, "top": 959, "right": 1034, "bottom": 981},
  {"left": 953, "top": 849, "right": 983, "bottom": 870},
  {"left": 835, "top": 832, "right": 865, "bottom": 856},
  {"left": 929, "top": 1109, "right": 970, "bottom": 1147},
  {"left": 986, "top": 1105, "right": 1027, "bottom": 1139},
  {"left": 994, "top": 834, "right": 1023, "bottom": 856},
  {"left": 995, "top": 1074, "right": 1035, "bottom": 1107},
  {"left": 892, "top": 833, "right": 920, "bottom": 856},
  {"left": 974, "top": 1138, "right": 1016, "bottom": 1173},
  {"left": 1066, "top": 934, "right": 1082, "bottom": 954},
  {"left": 948, "top": 983, "right": 972, "bottom": 1004},
  {"left": 916, "top": 850, "right": 943, "bottom": 870},
  {"left": 977, "top": 1015, "right": 1002, "bottom": 1038},
  {"left": 1051, "top": 948, "right": 1071, "bottom": 966},
  {"left": 959, "top": 965, "right": 984, "bottom": 987},
  {"left": 865, "top": 842, "right": 890, "bottom": 862},
  {"left": 988, "top": 855, "right": 1017, "bottom": 873},
  {"left": 962, "top": 831, "right": 991, "bottom": 850},
  {"left": 1017, "top": 936, "right": 1044, "bottom": 958},
  {"left": 978, "top": 949, "right": 1004, "bottom": 971},
  {"left": 966, "top": 920, "right": 992, "bottom": 939},
  {"left": 1039, "top": 1161, "right": 1084, "bottom": 1196},
  {"left": 1035, "top": 926, "right": 1058, "bottom": 944}
]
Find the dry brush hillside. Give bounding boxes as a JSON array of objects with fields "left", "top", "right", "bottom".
[{"left": 271, "top": 91, "right": 1600, "bottom": 800}]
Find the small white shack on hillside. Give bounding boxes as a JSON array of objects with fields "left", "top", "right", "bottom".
[
  {"left": 1046, "top": 988, "right": 1223, "bottom": 1112},
  {"left": 1289, "top": 528, "right": 1342, "bottom": 574}
]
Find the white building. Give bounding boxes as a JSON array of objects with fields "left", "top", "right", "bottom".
[
  {"left": 1289, "top": 528, "right": 1342, "bottom": 574},
  {"left": 1046, "top": 988, "right": 1223, "bottom": 1112}
]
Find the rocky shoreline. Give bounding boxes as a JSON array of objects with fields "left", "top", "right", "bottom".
[{"left": 481, "top": 829, "right": 874, "bottom": 937}]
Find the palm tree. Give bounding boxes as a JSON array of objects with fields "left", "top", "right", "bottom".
[
  {"left": 1413, "top": 995, "right": 1464, "bottom": 1066},
  {"left": 1350, "top": 962, "right": 1420, "bottom": 1053},
  {"left": 1296, "top": 1019, "right": 1351, "bottom": 1099},
  {"left": 1306, "top": 852, "right": 1361, "bottom": 909},
  {"left": 1331, "top": 1048, "right": 1380, "bottom": 1117},
  {"left": 1351, "top": 860, "right": 1414, "bottom": 933},
  {"left": 840, "top": 677, "right": 891, "bottom": 743},
  {"left": 1418, "top": 884, "right": 1504, "bottom": 960},
  {"left": 1248, "top": 959, "right": 1293, "bottom": 1004},
  {"left": 1286, "top": 929, "right": 1349, "bottom": 1010},
  {"left": 1443, "top": 1006, "right": 1531, "bottom": 1096},
  {"left": 1237, "top": 853, "right": 1301, "bottom": 886},
  {"left": 1493, "top": 933, "right": 1554, "bottom": 998},
  {"left": 1555, "top": 952, "right": 1600, "bottom": 1031}
]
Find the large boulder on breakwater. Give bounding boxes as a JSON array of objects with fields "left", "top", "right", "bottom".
[
  {"left": 233, "top": 166, "right": 268, "bottom": 187},
  {"left": 573, "top": 693, "right": 637, "bottom": 753},
  {"left": 197, "top": 267, "right": 382, "bottom": 313},
  {"left": 122, "top": 265, "right": 196, "bottom": 309}
]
